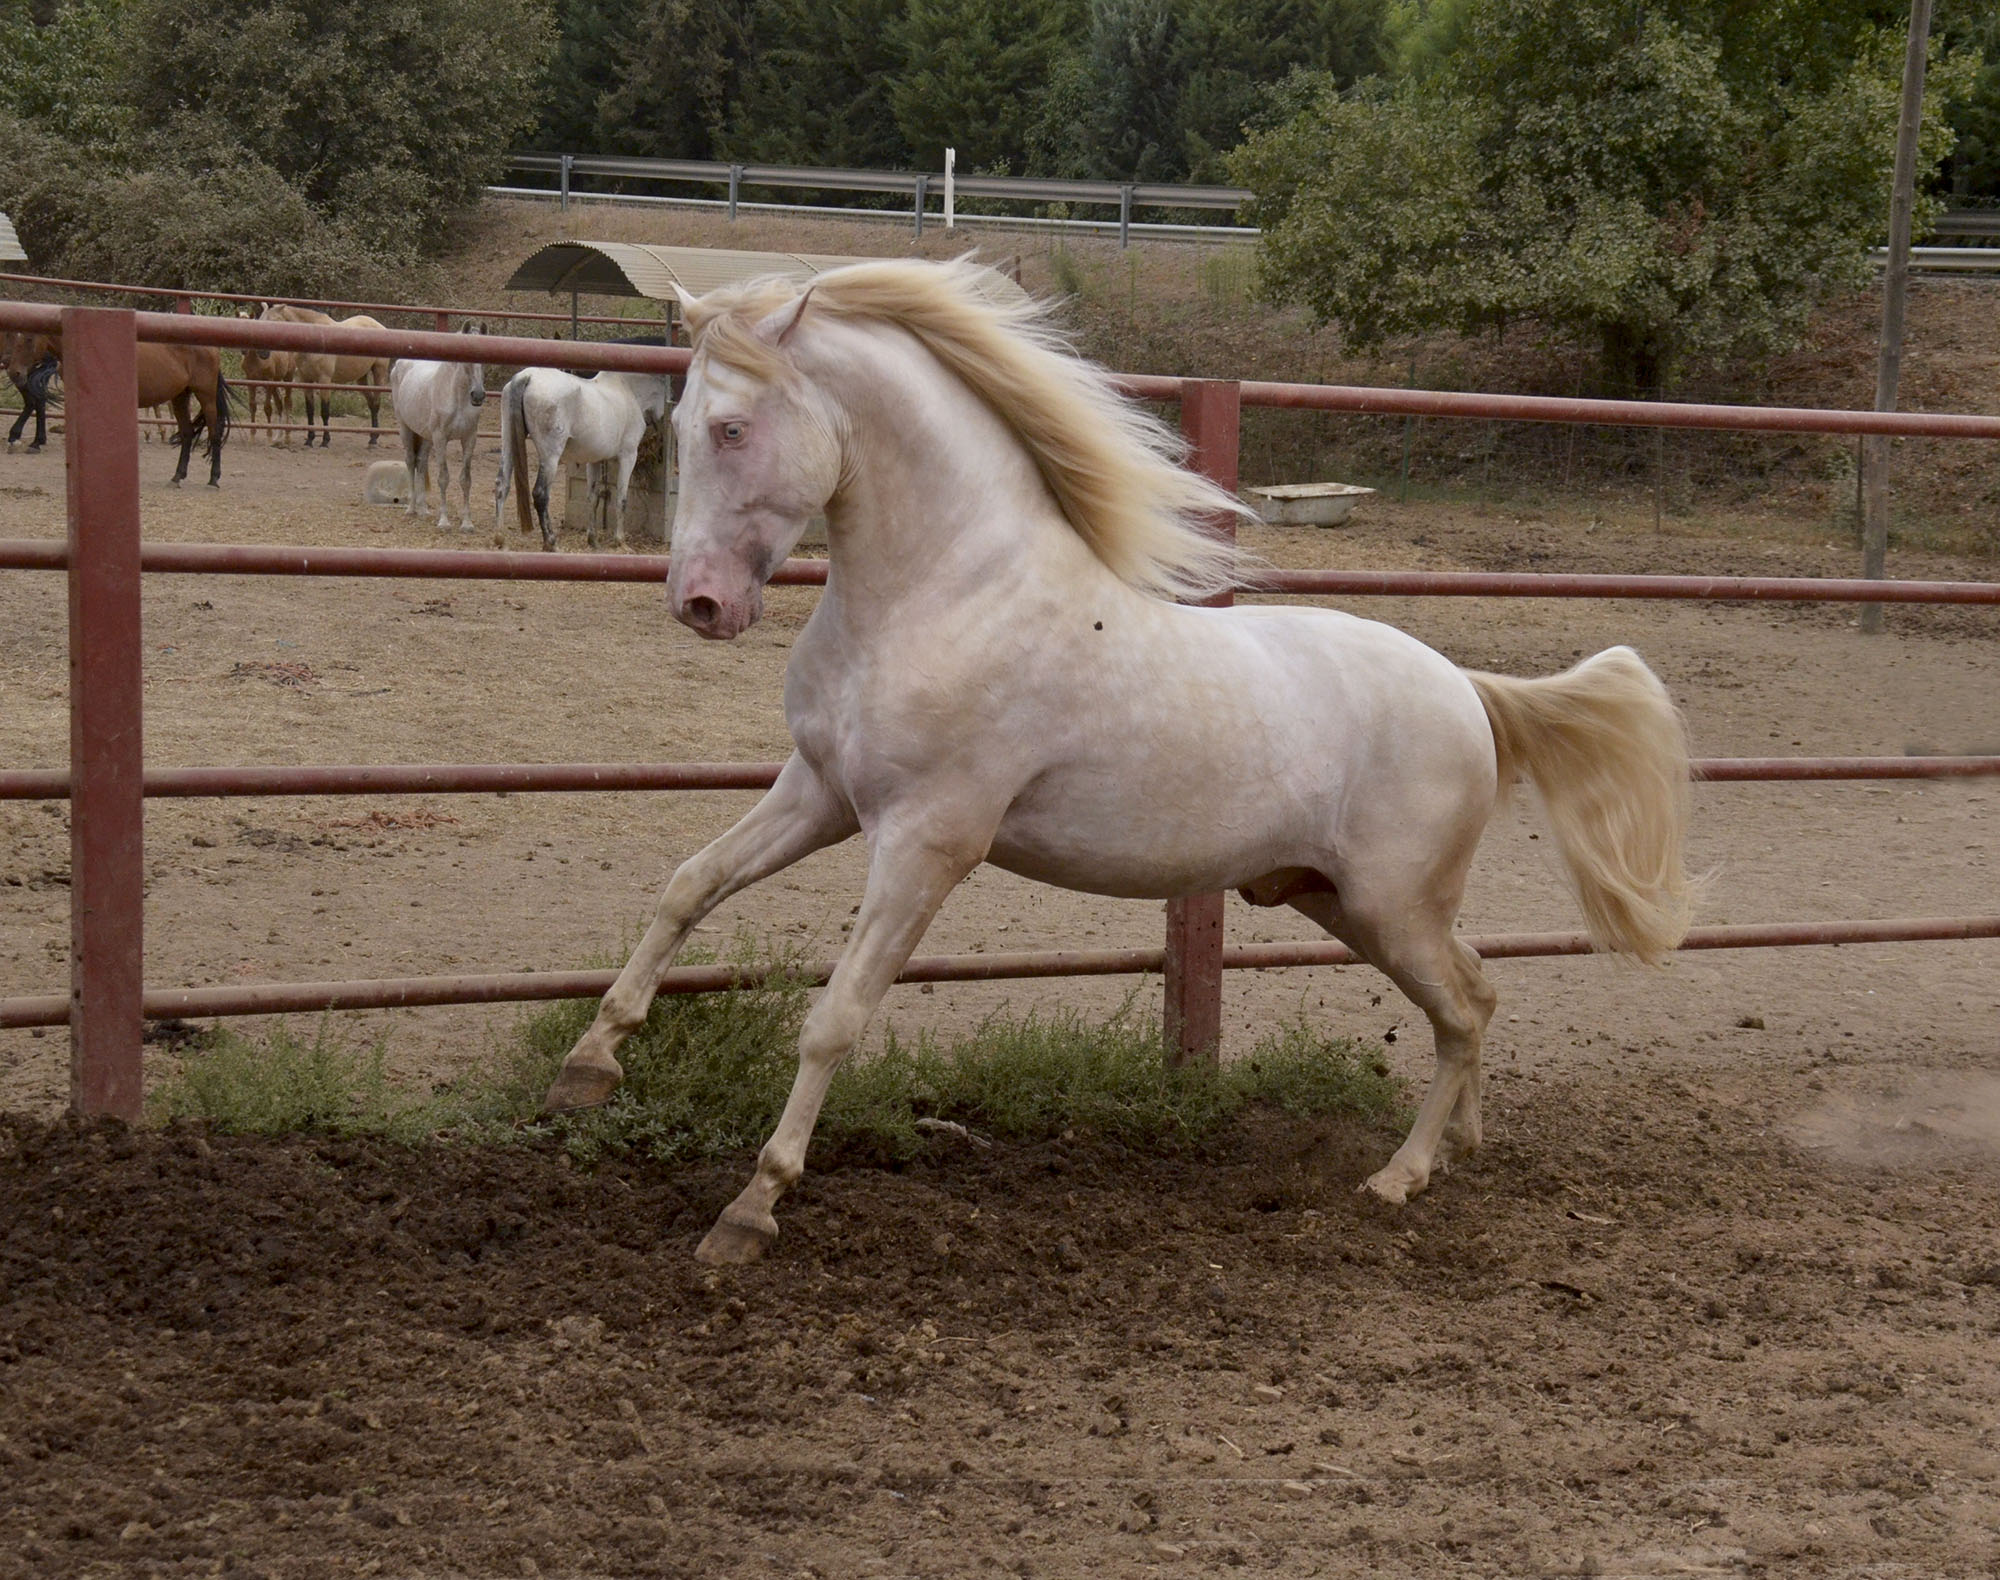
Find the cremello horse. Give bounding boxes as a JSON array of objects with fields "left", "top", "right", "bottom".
[
  {"left": 389, "top": 325, "right": 488, "bottom": 532},
  {"left": 538, "top": 260, "right": 1695, "bottom": 1266},
  {"left": 494, "top": 365, "right": 667, "bottom": 550},
  {"left": 255, "top": 303, "right": 391, "bottom": 446}
]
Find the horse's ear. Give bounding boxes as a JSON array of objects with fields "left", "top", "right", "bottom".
[
  {"left": 670, "top": 283, "right": 699, "bottom": 316},
  {"left": 753, "top": 286, "right": 814, "bottom": 348}
]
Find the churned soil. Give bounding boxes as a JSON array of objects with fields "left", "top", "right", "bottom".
[
  {"left": 2, "top": 1072, "right": 1999, "bottom": 1580},
  {"left": 1, "top": 364, "right": 1998, "bottom": 1577}
]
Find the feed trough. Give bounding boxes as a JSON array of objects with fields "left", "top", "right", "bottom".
[{"left": 1245, "top": 482, "right": 1376, "bottom": 527}]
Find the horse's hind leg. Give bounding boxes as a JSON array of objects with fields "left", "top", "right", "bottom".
[
  {"left": 1290, "top": 877, "right": 1497, "bottom": 1205},
  {"left": 399, "top": 425, "right": 425, "bottom": 516},
  {"left": 169, "top": 393, "right": 195, "bottom": 485},
  {"left": 610, "top": 446, "right": 638, "bottom": 549},
  {"left": 203, "top": 389, "right": 223, "bottom": 487},
  {"left": 532, "top": 433, "right": 564, "bottom": 551}
]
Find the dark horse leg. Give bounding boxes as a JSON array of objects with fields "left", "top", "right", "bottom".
[
  {"left": 364, "top": 381, "right": 382, "bottom": 447},
  {"left": 203, "top": 372, "right": 226, "bottom": 487},
  {"left": 169, "top": 391, "right": 196, "bottom": 485},
  {"left": 8, "top": 362, "right": 51, "bottom": 451}
]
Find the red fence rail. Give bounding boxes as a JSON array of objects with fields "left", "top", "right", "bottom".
[{"left": 2, "top": 296, "right": 1996, "bottom": 1119}]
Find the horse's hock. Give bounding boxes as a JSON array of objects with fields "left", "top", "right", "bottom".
[
  {"left": 561, "top": 416, "right": 827, "bottom": 548},
  {"left": 564, "top": 418, "right": 671, "bottom": 546}
]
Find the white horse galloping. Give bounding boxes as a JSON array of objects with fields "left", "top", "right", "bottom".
[
  {"left": 538, "top": 260, "right": 1696, "bottom": 1266},
  {"left": 389, "top": 325, "right": 489, "bottom": 533},
  {"left": 495, "top": 366, "right": 668, "bottom": 551}
]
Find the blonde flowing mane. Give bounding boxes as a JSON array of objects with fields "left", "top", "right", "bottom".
[{"left": 681, "top": 258, "right": 1249, "bottom": 602}]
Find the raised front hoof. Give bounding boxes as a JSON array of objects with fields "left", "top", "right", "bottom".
[
  {"left": 695, "top": 1206, "right": 778, "bottom": 1266},
  {"left": 539, "top": 1061, "right": 622, "bottom": 1115},
  {"left": 1360, "top": 1163, "right": 1428, "bottom": 1206}
]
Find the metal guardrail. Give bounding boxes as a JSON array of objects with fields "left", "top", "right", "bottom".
[{"left": 507, "top": 153, "right": 1252, "bottom": 245}]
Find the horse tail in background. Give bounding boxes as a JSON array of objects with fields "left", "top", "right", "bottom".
[
  {"left": 1466, "top": 646, "right": 1695, "bottom": 964},
  {"left": 498, "top": 371, "right": 533, "bottom": 536},
  {"left": 209, "top": 371, "right": 233, "bottom": 455}
]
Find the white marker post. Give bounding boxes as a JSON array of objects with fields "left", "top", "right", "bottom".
[{"left": 945, "top": 147, "right": 955, "bottom": 230}]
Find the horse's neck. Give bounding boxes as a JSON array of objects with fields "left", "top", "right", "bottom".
[{"left": 809, "top": 323, "right": 1114, "bottom": 629}]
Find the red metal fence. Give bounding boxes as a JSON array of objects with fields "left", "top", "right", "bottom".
[{"left": 2, "top": 299, "right": 1997, "bottom": 1119}]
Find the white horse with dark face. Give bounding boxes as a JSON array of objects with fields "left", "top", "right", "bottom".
[
  {"left": 494, "top": 366, "right": 668, "bottom": 550},
  {"left": 538, "top": 259, "right": 1696, "bottom": 1265},
  {"left": 389, "top": 325, "right": 489, "bottom": 532}
]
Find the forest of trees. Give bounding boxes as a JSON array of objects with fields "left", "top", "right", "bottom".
[{"left": 0, "top": 0, "right": 1995, "bottom": 382}]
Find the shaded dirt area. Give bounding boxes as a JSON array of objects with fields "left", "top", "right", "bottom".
[{"left": 3, "top": 1071, "right": 2000, "bottom": 1580}]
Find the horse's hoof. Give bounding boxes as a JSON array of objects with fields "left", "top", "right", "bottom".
[
  {"left": 539, "top": 1060, "right": 621, "bottom": 1115},
  {"left": 1361, "top": 1165, "right": 1421, "bottom": 1206},
  {"left": 695, "top": 1206, "right": 777, "bottom": 1266}
]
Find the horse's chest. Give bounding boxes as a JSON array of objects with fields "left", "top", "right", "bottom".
[{"left": 783, "top": 647, "right": 991, "bottom": 809}]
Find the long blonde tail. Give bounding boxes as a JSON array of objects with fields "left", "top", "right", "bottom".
[{"left": 1467, "top": 646, "right": 1695, "bottom": 963}]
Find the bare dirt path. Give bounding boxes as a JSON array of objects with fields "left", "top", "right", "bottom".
[{"left": 1, "top": 424, "right": 1996, "bottom": 1577}]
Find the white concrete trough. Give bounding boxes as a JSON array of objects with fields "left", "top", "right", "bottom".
[{"left": 1244, "top": 482, "right": 1376, "bottom": 528}]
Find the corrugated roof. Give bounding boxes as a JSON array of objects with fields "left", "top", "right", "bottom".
[
  {"left": 504, "top": 240, "right": 1027, "bottom": 308},
  {"left": 0, "top": 212, "right": 25, "bottom": 265}
]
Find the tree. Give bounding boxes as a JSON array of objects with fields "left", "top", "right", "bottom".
[
  {"left": 890, "top": 0, "right": 1080, "bottom": 175},
  {"left": 725, "top": 0, "right": 912, "bottom": 170},
  {"left": 1233, "top": 0, "right": 1974, "bottom": 389},
  {"left": 596, "top": 0, "right": 756, "bottom": 160},
  {"left": 121, "top": 0, "right": 554, "bottom": 235}
]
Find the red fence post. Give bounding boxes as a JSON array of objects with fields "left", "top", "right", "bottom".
[
  {"left": 63, "top": 308, "right": 147, "bottom": 1120},
  {"left": 1162, "top": 379, "right": 1241, "bottom": 1067}
]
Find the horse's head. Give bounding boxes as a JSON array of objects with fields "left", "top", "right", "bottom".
[
  {"left": 462, "top": 322, "right": 486, "bottom": 407},
  {"left": 3, "top": 330, "right": 58, "bottom": 382},
  {"left": 664, "top": 284, "right": 841, "bottom": 642}
]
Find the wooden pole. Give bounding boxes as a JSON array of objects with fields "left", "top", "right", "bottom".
[{"left": 1860, "top": 0, "right": 1934, "bottom": 636}]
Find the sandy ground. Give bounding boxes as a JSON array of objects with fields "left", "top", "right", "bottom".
[{"left": 0, "top": 413, "right": 1997, "bottom": 1578}]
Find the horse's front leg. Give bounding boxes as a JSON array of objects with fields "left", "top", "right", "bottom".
[
  {"left": 454, "top": 432, "right": 477, "bottom": 532},
  {"left": 698, "top": 812, "right": 994, "bottom": 1266},
  {"left": 541, "top": 755, "right": 858, "bottom": 1113}
]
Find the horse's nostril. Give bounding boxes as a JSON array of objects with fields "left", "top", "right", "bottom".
[{"left": 684, "top": 595, "right": 721, "bottom": 627}]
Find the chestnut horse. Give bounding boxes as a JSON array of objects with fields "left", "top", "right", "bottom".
[
  {"left": 256, "top": 304, "right": 389, "bottom": 446},
  {"left": 10, "top": 330, "right": 230, "bottom": 483}
]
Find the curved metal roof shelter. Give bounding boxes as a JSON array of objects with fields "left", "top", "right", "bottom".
[
  {"left": 504, "top": 239, "right": 1027, "bottom": 308},
  {"left": 0, "top": 213, "right": 26, "bottom": 265}
]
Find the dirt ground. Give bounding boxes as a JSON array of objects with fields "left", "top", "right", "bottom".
[{"left": 1, "top": 409, "right": 1997, "bottom": 1577}]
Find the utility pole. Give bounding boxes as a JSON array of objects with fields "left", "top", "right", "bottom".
[{"left": 1860, "top": 0, "right": 1933, "bottom": 635}]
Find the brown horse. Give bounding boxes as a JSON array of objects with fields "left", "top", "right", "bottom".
[
  {"left": 4, "top": 330, "right": 59, "bottom": 452},
  {"left": 255, "top": 304, "right": 389, "bottom": 446},
  {"left": 241, "top": 344, "right": 297, "bottom": 444},
  {"left": 30, "top": 329, "right": 232, "bottom": 485}
]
